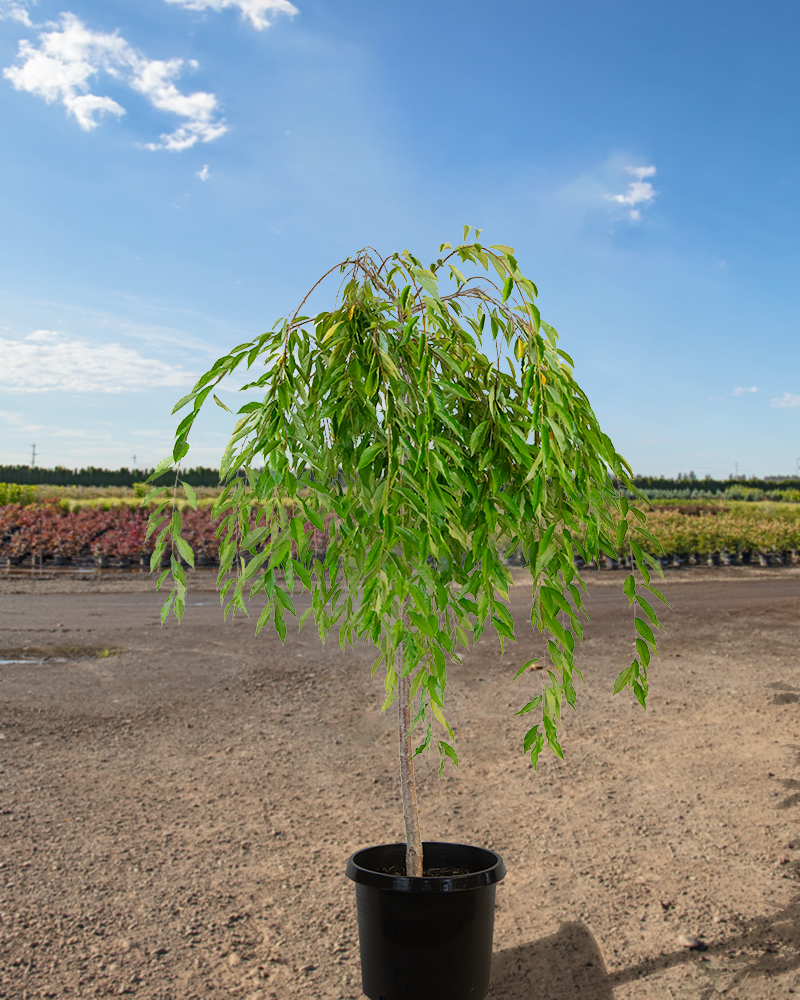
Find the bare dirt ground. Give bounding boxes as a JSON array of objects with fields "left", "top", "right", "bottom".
[{"left": 2, "top": 564, "right": 800, "bottom": 1000}]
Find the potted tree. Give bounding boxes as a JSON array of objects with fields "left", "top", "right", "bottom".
[{"left": 141, "top": 230, "right": 666, "bottom": 1000}]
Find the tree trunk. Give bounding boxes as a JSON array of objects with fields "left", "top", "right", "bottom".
[{"left": 398, "top": 665, "right": 423, "bottom": 877}]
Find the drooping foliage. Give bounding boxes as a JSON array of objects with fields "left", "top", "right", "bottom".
[{"left": 143, "top": 229, "right": 667, "bottom": 771}]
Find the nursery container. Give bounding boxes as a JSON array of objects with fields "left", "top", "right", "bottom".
[{"left": 345, "top": 841, "right": 505, "bottom": 1000}]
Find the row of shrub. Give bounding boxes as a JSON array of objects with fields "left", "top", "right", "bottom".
[
  {"left": 642, "top": 505, "right": 800, "bottom": 562},
  {"left": 0, "top": 503, "right": 333, "bottom": 567},
  {"left": 3, "top": 501, "right": 800, "bottom": 568},
  {"left": 0, "top": 482, "right": 226, "bottom": 507},
  {"left": 0, "top": 483, "right": 39, "bottom": 506}
]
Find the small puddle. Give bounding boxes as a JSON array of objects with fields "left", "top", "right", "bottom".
[
  {"left": 0, "top": 658, "right": 69, "bottom": 665},
  {"left": 0, "top": 647, "right": 120, "bottom": 664}
]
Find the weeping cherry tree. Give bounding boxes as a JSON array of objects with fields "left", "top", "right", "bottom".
[{"left": 141, "top": 228, "right": 667, "bottom": 877}]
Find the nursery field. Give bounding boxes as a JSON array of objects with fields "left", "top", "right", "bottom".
[
  {"left": 4, "top": 493, "right": 800, "bottom": 570},
  {"left": 2, "top": 567, "right": 800, "bottom": 999}
]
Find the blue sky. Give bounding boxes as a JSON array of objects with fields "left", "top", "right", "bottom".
[{"left": 1, "top": 0, "right": 798, "bottom": 478}]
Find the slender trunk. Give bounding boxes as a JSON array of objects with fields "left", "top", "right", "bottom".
[{"left": 398, "top": 659, "right": 423, "bottom": 877}]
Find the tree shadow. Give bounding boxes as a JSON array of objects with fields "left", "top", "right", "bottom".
[
  {"left": 489, "top": 903, "right": 800, "bottom": 999},
  {"left": 488, "top": 732, "right": 800, "bottom": 999}
]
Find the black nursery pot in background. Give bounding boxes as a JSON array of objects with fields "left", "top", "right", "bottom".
[{"left": 345, "top": 841, "right": 506, "bottom": 1000}]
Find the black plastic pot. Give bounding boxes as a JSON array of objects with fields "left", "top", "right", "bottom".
[{"left": 345, "top": 841, "right": 505, "bottom": 1000}]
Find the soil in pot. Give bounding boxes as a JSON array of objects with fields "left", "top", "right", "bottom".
[{"left": 372, "top": 864, "right": 472, "bottom": 877}]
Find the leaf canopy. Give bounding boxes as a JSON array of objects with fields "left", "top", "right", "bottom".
[{"left": 143, "top": 235, "right": 666, "bottom": 770}]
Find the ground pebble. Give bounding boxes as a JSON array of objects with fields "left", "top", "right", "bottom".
[
  {"left": 677, "top": 933, "right": 702, "bottom": 948},
  {"left": 228, "top": 952, "right": 241, "bottom": 967}
]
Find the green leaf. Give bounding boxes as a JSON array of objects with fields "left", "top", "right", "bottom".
[
  {"left": 523, "top": 724, "right": 541, "bottom": 754},
  {"left": 613, "top": 661, "right": 637, "bottom": 695},
  {"left": 514, "top": 695, "right": 542, "bottom": 716},
  {"left": 175, "top": 535, "right": 195, "bottom": 568},
  {"left": 181, "top": 481, "right": 198, "bottom": 509},
  {"left": 623, "top": 574, "right": 636, "bottom": 603},
  {"left": 300, "top": 502, "right": 325, "bottom": 531},
  {"left": 255, "top": 603, "right": 273, "bottom": 636},
  {"left": 640, "top": 582, "right": 670, "bottom": 606},
  {"left": 243, "top": 548, "right": 269, "bottom": 580},
  {"left": 469, "top": 420, "right": 490, "bottom": 455},
  {"left": 145, "top": 456, "right": 172, "bottom": 484},
  {"left": 634, "top": 616, "right": 657, "bottom": 649},
  {"left": 150, "top": 543, "right": 166, "bottom": 574},
  {"left": 615, "top": 518, "right": 629, "bottom": 549},
  {"left": 160, "top": 590, "right": 175, "bottom": 624},
  {"left": 274, "top": 587, "right": 297, "bottom": 617},
  {"left": 172, "top": 391, "right": 199, "bottom": 414},
  {"left": 632, "top": 681, "right": 647, "bottom": 709},
  {"left": 241, "top": 525, "right": 270, "bottom": 550},
  {"left": 635, "top": 594, "right": 662, "bottom": 629},
  {"left": 213, "top": 394, "right": 232, "bottom": 412},
  {"left": 437, "top": 741, "right": 459, "bottom": 777},
  {"left": 358, "top": 442, "right": 385, "bottom": 469},
  {"left": 139, "top": 486, "right": 168, "bottom": 508},
  {"left": 502, "top": 276, "right": 514, "bottom": 301},
  {"left": 413, "top": 724, "right": 433, "bottom": 758},
  {"left": 512, "top": 658, "right": 542, "bottom": 680},
  {"left": 411, "top": 267, "right": 441, "bottom": 300},
  {"left": 173, "top": 439, "right": 190, "bottom": 463}
]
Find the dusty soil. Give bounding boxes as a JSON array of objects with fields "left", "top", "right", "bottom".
[{"left": 2, "top": 565, "right": 800, "bottom": 1000}]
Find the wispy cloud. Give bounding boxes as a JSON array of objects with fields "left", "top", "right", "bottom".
[
  {"left": 0, "top": 0, "right": 35, "bottom": 25},
  {"left": 606, "top": 165, "right": 657, "bottom": 221},
  {"left": 733, "top": 386, "right": 758, "bottom": 396},
  {"left": 772, "top": 392, "right": 800, "bottom": 409},
  {"left": 164, "top": 0, "right": 298, "bottom": 31},
  {"left": 2, "top": 13, "right": 227, "bottom": 150},
  {"left": 196, "top": 163, "right": 210, "bottom": 180},
  {"left": 0, "top": 330, "right": 195, "bottom": 392}
]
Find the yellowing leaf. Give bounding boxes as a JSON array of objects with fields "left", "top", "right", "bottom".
[
  {"left": 431, "top": 701, "right": 454, "bottom": 740},
  {"left": 322, "top": 321, "right": 343, "bottom": 344}
]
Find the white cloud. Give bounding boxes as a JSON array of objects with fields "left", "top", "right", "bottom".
[
  {"left": 196, "top": 163, "right": 209, "bottom": 180},
  {"left": 0, "top": 330, "right": 195, "bottom": 392},
  {"left": 772, "top": 392, "right": 800, "bottom": 409},
  {"left": 733, "top": 386, "right": 758, "bottom": 396},
  {"left": 2, "top": 13, "right": 227, "bottom": 149},
  {"left": 165, "top": 0, "right": 298, "bottom": 31},
  {"left": 606, "top": 165, "right": 657, "bottom": 221},
  {"left": 0, "top": 0, "right": 35, "bottom": 25}
]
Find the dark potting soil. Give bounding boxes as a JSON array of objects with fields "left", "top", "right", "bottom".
[{"left": 372, "top": 865, "right": 473, "bottom": 877}]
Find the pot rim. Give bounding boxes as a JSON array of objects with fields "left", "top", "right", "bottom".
[{"left": 345, "top": 840, "right": 505, "bottom": 893}]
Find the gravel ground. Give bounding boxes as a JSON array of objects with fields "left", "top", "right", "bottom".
[{"left": 1, "top": 565, "right": 800, "bottom": 999}]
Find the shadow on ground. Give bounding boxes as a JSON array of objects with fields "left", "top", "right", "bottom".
[
  {"left": 489, "top": 902, "right": 800, "bottom": 999},
  {"left": 490, "top": 727, "right": 800, "bottom": 1000}
]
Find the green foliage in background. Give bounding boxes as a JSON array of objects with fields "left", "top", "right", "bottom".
[
  {"left": 143, "top": 231, "right": 667, "bottom": 771},
  {"left": 0, "top": 483, "right": 38, "bottom": 506}
]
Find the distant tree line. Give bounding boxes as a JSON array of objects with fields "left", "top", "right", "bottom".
[
  {"left": 2, "top": 465, "right": 799, "bottom": 495},
  {"left": 630, "top": 475, "right": 800, "bottom": 494},
  {"left": 0, "top": 465, "right": 222, "bottom": 488}
]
